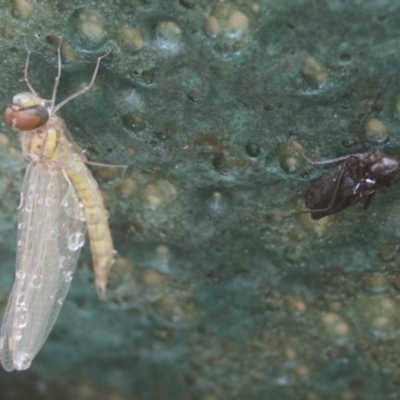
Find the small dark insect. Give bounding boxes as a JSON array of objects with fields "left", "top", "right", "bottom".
[{"left": 287, "top": 95, "right": 400, "bottom": 220}]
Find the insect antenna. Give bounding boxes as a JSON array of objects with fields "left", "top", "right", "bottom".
[
  {"left": 23, "top": 41, "right": 39, "bottom": 98},
  {"left": 53, "top": 48, "right": 111, "bottom": 115},
  {"left": 50, "top": 38, "right": 63, "bottom": 113}
]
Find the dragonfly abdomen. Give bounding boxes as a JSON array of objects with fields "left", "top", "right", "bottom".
[{"left": 67, "top": 159, "right": 114, "bottom": 299}]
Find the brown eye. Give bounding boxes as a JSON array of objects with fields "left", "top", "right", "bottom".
[{"left": 4, "top": 105, "right": 49, "bottom": 131}]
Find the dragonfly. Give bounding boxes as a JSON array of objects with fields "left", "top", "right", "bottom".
[{"left": 0, "top": 42, "right": 116, "bottom": 371}]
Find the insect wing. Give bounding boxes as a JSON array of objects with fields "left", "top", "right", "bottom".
[
  {"left": 305, "top": 164, "right": 346, "bottom": 219},
  {"left": 0, "top": 163, "right": 86, "bottom": 371},
  {"left": 305, "top": 157, "right": 363, "bottom": 219}
]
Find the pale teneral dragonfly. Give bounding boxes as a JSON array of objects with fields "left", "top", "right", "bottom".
[{"left": 0, "top": 43, "right": 117, "bottom": 371}]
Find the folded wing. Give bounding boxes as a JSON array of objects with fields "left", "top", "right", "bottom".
[{"left": 0, "top": 163, "right": 86, "bottom": 371}]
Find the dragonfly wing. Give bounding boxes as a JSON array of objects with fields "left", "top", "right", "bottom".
[{"left": 0, "top": 163, "right": 86, "bottom": 371}]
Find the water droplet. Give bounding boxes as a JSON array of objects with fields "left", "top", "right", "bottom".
[
  {"left": 16, "top": 271, "right": 26, "bottom": 281},
  {"left": 37, "top": 197, "right": 43, "bottom": 205},
  {"left": 57, "top": 298, "right": 63, "bottom": 305},
  {"left": 68, "top": 232, "right": 85, "bottom": 251},
  {"left": 63, "top": 271, "right": 73, "bottom": 283},
  {"left": 51, "top": 227, "right": 59, "bottom": 236},
  {"left": 59, "top": 256, "right": 67, "bottom": 269},
  {"left": 14, "top": 307, "right": 28, "bottom": 328},
  {"left": 207, "top": 191, "right": 225, "bottom": 215},
  {"left": 245, "top": 142, "right": 260, "bottom": 157},
  {"left": 122, "top": 112, "right": 147, "bottom": 132},
  {"left": 116, "top": 26, "right": 144, "bottom": 52},
  {"left": 79, "top": 209, "right": 86, "bottom": 221},
  {"left": 14, "top": 330, "right": 22, "bottom": 341},
  {"left": 31, "top": 275, "right": 42, "bottom": 288},
  {"left": 155, "top": 20, "right": 183, "bottom": 53},
  {"left": 16, "top": 292, "right": 26, "bottom": 306},
  {"left": 14, "top": 352, "right": 31, "bottom": 371},
  {"left": 73, "top": 163, "right": 83, "bottom": 173},
  {"left": 45, "top": 197, "right": 54, "bottom": 207},
  {"left": 68, "top": 8, "right": 108, "bottom": 50},
  {"left": 365, "top": 118, "right": 389, "bottom": 145},
  {"left": 111, "top": 249, "right": 118, "bottom": 265},
  {"left": 301, "top": 56, "right": 329, "bottom": 88}
]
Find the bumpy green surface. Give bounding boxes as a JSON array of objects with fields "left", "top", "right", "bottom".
[{"left": 1, "top": 0, "right": 400, "bottom": 399}]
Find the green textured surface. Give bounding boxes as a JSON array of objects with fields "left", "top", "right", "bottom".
[{"left": 1, "top": 0, "right": 400, "bottom": 399}]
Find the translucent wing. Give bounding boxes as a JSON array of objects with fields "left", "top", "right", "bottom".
[{"left": 0, "top": 163, "right": 86, "bottom": 371}]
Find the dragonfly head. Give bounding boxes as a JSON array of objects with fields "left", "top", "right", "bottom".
[{"left": 4, "top": 92, "right": 49, "bottom": 131}]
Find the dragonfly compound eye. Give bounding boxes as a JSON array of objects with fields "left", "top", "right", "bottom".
[{"left": 4, "top": 105, "right": 49, "bottom": 131}]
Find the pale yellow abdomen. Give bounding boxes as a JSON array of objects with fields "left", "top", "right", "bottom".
[{"left": 66, "top": 154, "right": 114, "bottom": 299}]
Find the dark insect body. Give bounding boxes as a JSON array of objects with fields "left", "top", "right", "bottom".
[{"left": 287, "top": 96, "right": 400, "bottom": 220}]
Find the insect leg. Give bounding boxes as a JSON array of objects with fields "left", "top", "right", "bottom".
[
  {"left": 286, "top": 136, "right": 352, "bottom": 166},
  {"left": 362, "top": 192, "right": 376, "bottom": 210},
  {"left": 23, "top": 41, "right": 39, "bottom": 98},
  {"left": 284, "top": 158, "right": 353, "bottom": 219},
  {"left": 53, "top": 49, "right": 111, "bottom": 114},
  {"left": 309, "top": 158, "right": 353, "bottom": 215}
]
